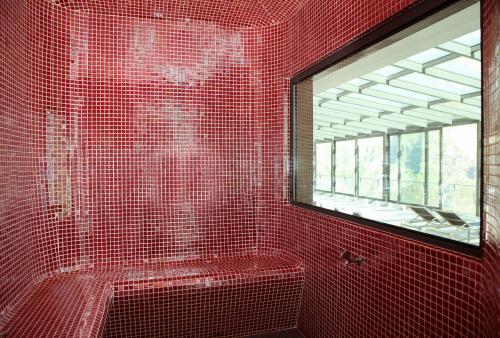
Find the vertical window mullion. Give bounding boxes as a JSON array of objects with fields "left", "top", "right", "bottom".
[
  {"left": 313, "top": 142, "right": 317, "bottom": 192},
  {"left": 439, "top": 128, "right": 443, "bottom": 210},
  {"left": 424, "top": 131, "right": 429, "bottom": 206},
  {"left": 397, "top": 134, "right": 401, "bottom": 204},
  {"left": 476, "top": 122, "right": 481, "bottom": 216},
  {"left": 383, "top": 134, "right": 390, "bottom": 201},
  {"left": 332, "top": 140, "right": 336, "bottom": 194},
  {"left": 355, "top": 139, "right": 359, "bottom": 197}
]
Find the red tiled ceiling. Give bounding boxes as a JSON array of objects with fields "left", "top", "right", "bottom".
[{"left": 51, "top": 0, "right": 309, "bottom": 27}]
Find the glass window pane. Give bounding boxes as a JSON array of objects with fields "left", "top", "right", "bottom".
[
  {"left": 358, "top": 137, "right": 383, "bottom": 199},
  {"left": 427, "top": 130, "right": 440, "bottom": 207},
  {"left": 335, "top": 140, "right": 355, "bottom": 194},
  {"left": 442, "top": 124, "right": 477, "bottom": 214},
  {"left": 400, "top": 132, "right": 425, "bottom": 204},
  {"left": 389, "top": 135, "right": 399, "bottom": 201},
  {"left": 292, "top": 1, "right": 481, "bottom": 249},
  {"left": 315, "top": 142, "right": 332, "bottom": 191}
]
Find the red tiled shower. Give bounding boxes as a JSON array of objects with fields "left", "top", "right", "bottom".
[{"left": 0, "top": 0, "right": 498, "bottom": 337}]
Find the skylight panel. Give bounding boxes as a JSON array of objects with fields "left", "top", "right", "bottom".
[
  {"left": 406, "top": 48, "right": 449, "bottom": 64},
  {"left": 373, "top": 65, "right": 404, "bottom": 77},
  {"left": 454, "top": 29, "right": 481, "bottom": 46},
  {"left": 346, "top": 78, "right": 370, "bottom": 86},
  {"left": 325, "top": 88, "right": 343, "bottom": 94},
  {"left": 433, "top": 56, "right": 481, "bottom": 79},
  {"left": 398, "top": 73, "right": 478, "bottom": 95}
]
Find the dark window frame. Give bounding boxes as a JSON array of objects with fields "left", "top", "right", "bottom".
[{"left": 290, "top": 0, "right": 483, "bottom": 258}]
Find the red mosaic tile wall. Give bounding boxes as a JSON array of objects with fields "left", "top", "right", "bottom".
[
  {"left": 1, "top": 0, "right": 307, "bottom": 335},
  {"left": 72, "top": 13, "right": 261, "bottom": 265},
  {"left": 22, "top": 0, "right": 275, "bottom": 269},
  {"left": 0, "top": 0, "right": 498, "bottom": 337},
  {"left": 0, "top": 0, "right": 29, "bottom": 319},
  {"left": 480, "top": 0, "right": 500, "bottom": 335},
  {"left": 259, "top": 0, "right": 500, "bottom": 337},
  {"left": 0, "top": 0, "right": 50, "bottom": 324}
]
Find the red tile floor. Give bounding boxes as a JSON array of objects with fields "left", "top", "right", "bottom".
[{"left": 246, "top": 329, "right": 304, "bottom": 338}]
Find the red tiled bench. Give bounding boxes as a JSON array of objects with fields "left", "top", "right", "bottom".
[
  {"left": 2, "top": 275, "right": 112, "bottom": 338},
  {"left": 1, "top": 254, "right": 304, "bottom": 338}
]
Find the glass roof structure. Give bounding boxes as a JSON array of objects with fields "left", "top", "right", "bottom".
[{"left": 313, "top": 29, "right": 481, "bottom": 141}]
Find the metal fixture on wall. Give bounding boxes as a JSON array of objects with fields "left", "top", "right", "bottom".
[{"left": 340, "top": 250, "right": 363, "bottom": 266}]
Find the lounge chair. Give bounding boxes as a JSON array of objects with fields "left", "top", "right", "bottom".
[
  {"left": 404, "top": 206, "right": 441, "bottom": 229},
  {"left": 433, "top": 210, "right": 480, "bottom": 243},
  {"left": 434, "top": 210, "right": 469, "bottom": 228}
]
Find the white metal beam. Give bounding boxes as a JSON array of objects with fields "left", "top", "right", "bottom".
[
  {"left": 346, "top": 121, "right": 389, "bottom": 133},
  {"left": 313, "top": 130, "right": 348, "bottom": 139},
  {"left": 320, "top": 100, "right": 381, "bottom": 117},
  {"left": 431, "top": 104, "right": 481, "bottom": 120},
  {"left": 326, "top": 124, "right": 373, "bottom": 135},
  {"left": 314, "top": 116, "right": 346, "bottom": 125},
  {"left": 403, "top": 108, "right": 455, "bottom": 124},
  {"left": 437, "top": 41, "right": 474, "bottom": 57},
  {"left": 314, "top": 107, "right": 362, "bottom": 121},
  {"left": 389, "top": 78, "right": 463, "bottom": 102},
  {"left": 361, "top": 87, "right": 432, "bottom": 108},
  {"left": 340, "top": 94, "right": 406, "bottom": 114},
  {"left": 317, "top": 126, "right": 358, "bottom": 137},
  {"left": 381, "top": 114, "right": 428, "bottom": 128},
  {"left": 362, "top": 117, "right": 407, "bottom": 130}
]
